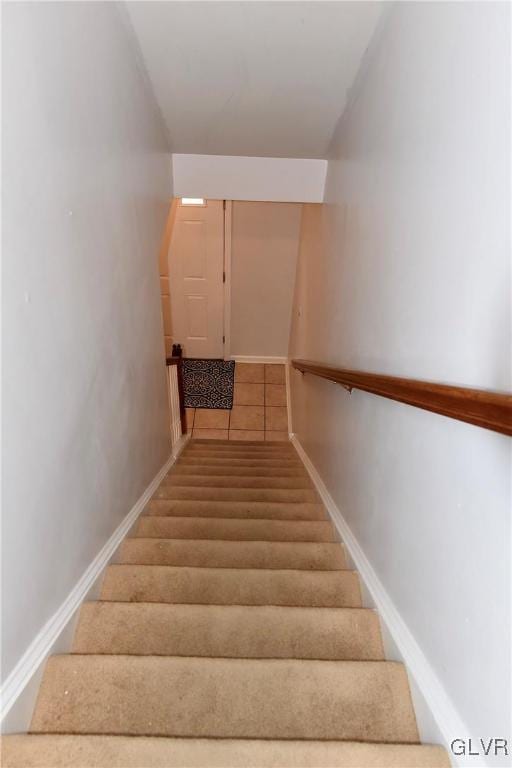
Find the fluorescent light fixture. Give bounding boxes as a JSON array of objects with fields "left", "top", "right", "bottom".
[{"left": 181, "top": 197, "right": 205, "bottom": 206}]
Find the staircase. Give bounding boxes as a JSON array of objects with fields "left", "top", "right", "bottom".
[{"left": 3, "top": 439, "right": 449, "bottom": 767}]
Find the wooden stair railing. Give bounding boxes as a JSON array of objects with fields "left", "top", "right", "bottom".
[
  {"left": 166, "top": 356, "right": 187, "bottom": 437},
  {"left": 291, "top": 359, "right": 512, "bottom": 437}
]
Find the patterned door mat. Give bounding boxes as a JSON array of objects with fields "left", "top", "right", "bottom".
[{"left": 182, "top": 359, "right": 235, "bottom": 409}]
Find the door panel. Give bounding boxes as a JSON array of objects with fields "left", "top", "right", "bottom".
[
  {"left": 168, "top": 199, "right": 224, "bottom": 358},
  {"left": 186, "top": 295, "right": 208, "bottom": 338}
]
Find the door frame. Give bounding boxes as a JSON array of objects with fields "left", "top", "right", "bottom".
[{"left": 222, "top": 199, "right": 232, "bottom": 361}]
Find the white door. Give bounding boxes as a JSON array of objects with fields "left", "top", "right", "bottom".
[{"left": 168, "top": 199, "right": 225, "bottom": 358}]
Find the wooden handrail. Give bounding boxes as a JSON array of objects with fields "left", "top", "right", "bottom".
[
  {"left": 291, "top": 359, "right": 512, "bottom": 436},
  {"left": 166, "top": 356, "right": 187, "bottom": 435}
]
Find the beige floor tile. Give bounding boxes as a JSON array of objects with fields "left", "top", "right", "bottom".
[
  {"left": 230, "top": 405, "right": 265, "bottom": 430},
  {"left": 192, "top": 429, "right": 229, "bottom": 440},
  {"left": 235, "top": 363, "right": 265, "bottom": 383},
  {"left": 265, "top": 384, "right": 287, "bottom": 406},
  {"left": 234, "top": 383, "right": 264, "bottom": 406},
  {"left": 185, "top": 409, "right": 195, "bottom": 430},
  {"left": 265, "top": 406, "right": 288, "bottom": 431},
  {"left": 229, "top": 430, "right": 265, "bottom": 442},
  {"left": 265, "top": 431, "right": 289, "bottom": 442},
  {"left": 194, "top": 409, "right": 230, "bottom": 430},
  {"left": 265, "top": 364, "right": 286, "bottom": 384}
]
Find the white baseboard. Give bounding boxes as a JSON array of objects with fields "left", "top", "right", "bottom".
[
  {"left": 290, "top": 433, "right": 471, "bottom": 768},
  {"left": 230, "top": 355, "right": 287, "bottom": 365},
  {"left": 1, "top": 434, "right": 189, "bottom": 733}
]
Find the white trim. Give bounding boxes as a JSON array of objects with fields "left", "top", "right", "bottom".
[
  {"left": 1, "top": 435, "right": 190, "bottom": 733},
  {"left": 223, "top": 200, "right": 232, "bottom": 360},
  {"left": 290, "top": 433, "right": 472, "bottom": 768},
  {"left": 230, "top": 355, "right": 287, "bottom": 365}
]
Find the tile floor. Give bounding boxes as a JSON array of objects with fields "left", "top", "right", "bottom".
[{"left": 186, "top": 362, "right": 289, "bottom": 442}]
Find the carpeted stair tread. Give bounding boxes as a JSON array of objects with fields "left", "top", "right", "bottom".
[
  {"left": 100, "top": 564, "right": 362, "bottom": 607},
  {"left": 117, "top": 538, "right": 347, "bottom": 569},
  {"left": 30, "top": 655, "right": 419, "bottom": 742},
  {"left": 171, "top": 464, "right": 308, "bottom": 477},
  {"left": 2, "top": 734, "right": 450, "bottom": 768},
  {"left": 182, "top": 453, "right": 297, "bottom": 463},
  {"left": 2, "top": 735, "right": 450, "bottom": 768},
  {"left": 186, "top": 440, "right": 295, "bottom": 451},
  {"left": 184, "top": 448, "right": 296, "bottom": 457},
  {"left": 144, "top": 499, "right": 327, "bottom": 520},
  {"left": 135, "top": 515, "right": 337, "bottom": 541},
  {"left": 72, "top": 603, "right": 384, "bottom": 660},
  {"left": 164, "top": 474, "right": 313, "bottom": 489},
  {"left": 154, "top": 486, "right": 318, "bottom": 502},
  {"left": 177, "top": 457, "right": 303, "bottom": 469}
]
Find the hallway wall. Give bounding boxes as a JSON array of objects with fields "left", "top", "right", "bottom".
[
  {"left": 2, "top": 4, "right": 172, "bottom": 684},
  {"left": 230, "top": 201, "right": 301, "bottom": 358},
  {"left": 289, "top": 2, "right": 510, "bottom": 759}
]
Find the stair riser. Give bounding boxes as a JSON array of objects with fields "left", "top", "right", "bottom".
[
  {"left": 117, "top": 539, "right": 347, "bottom": 570},
  {"left": 73, "top": 603, "right": 384, "bottom": 660},
  {"left": 144, "top": 500, "right": 327, "bottom": 521},
  {"left": 163, "top": 475, "right": 313, "bottom": 489},
  {"left": 30, "top": 656, "right": 419, "bottom": 742},
  {"left": 154, "top": 487, "right": 318, "bottom": 502},
  {"left": 135, "top": 517, "right": 337, "bottom": 542}
]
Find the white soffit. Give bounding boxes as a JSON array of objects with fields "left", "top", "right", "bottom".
[{"left": 172, "top": 154, "right": 327, "bottom": 203}]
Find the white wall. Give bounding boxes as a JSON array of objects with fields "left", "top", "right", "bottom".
[
  {"left": 231, "top": 202, "right": 301, "bottom": 358},
  {"left": 2, "top": 3, "right": 172, "bottom": 684},
  {"left": 172, "top": 154, "right": 327, "bottom": 203},
  {"left": 289, "top": 3, "right": 510, "bottom": 764}
]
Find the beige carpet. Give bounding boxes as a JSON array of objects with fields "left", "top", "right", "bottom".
[{"left": 3, "top": 439, "right": 449, "bottom": 767}]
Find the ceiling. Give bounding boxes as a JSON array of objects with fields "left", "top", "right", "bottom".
[{"left": 125, "top": 2, "right": 383, "bottom": 159}]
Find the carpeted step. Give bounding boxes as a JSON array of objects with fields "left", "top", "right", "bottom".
[
  {"left": 183, "top": 449, "right": 297, "bottom": 460},
  {"left": 135, "top": 516, "right": 337, "bottom": 541},
  {"left": 144, "top": 499, "right": 327, "bottom": 520},
  {"left": 187, "top": 440, "right": 295, "bottom": 451},
  {"left": 117, "top": 538, "right": 346, "bottom": 569},
  {"left": 192, "top": 439, "right": 291, "bottom": 447},
  {"left": 30, "top": 656, "right": 419, "bottom": 743},
  {"left": 1, "top": 735, "right": 451, "bottom": 768},
  {"left": 164, "top": 474, "right": 313, "bottom": 489},
  {"left": 73, "top": 603, "right": 383, "bottom": 660},
  {"left": 154, "top": 486, "right": 318, "bottom": 503},
  {"left": 100, "top": 565, "right": 361, "bottom": 606},
  {"left": 177, "top": 457, "right": 303, "bottom": 469},
  {"left": 170, "top": 464, "right": 308, "bottom": 477},
  {"left": 183, "top": 448, "right": 296, "bottom": 456}
]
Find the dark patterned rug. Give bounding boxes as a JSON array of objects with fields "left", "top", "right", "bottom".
[{"left": 182, "top": 359, "right": 235, "bottom": 409}]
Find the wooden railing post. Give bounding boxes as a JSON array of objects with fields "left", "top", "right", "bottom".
[
  {"left": 176, "top": 356, "right": 187, "bottom": 436},
  {"left": 166, "top": 355, "right": 187, "bottom": 437}
]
